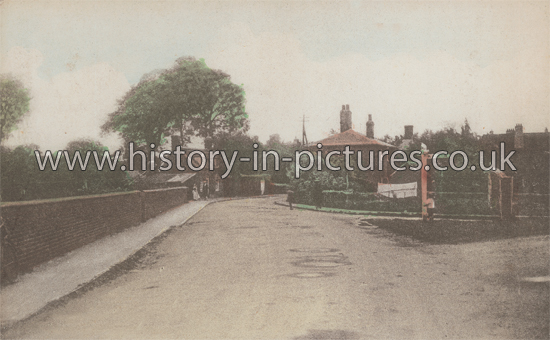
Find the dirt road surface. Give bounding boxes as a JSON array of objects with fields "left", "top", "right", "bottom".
[{"left": 3, "top": 197, "right": 548, "bottom": 339}]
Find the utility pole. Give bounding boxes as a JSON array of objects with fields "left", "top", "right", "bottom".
[{"left": 302, "top": 115, "right": 308, "bottom": 147}]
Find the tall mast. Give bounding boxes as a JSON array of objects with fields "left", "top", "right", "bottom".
[{"left": 302, "top": 114, "right": 308, "bottom": 146}]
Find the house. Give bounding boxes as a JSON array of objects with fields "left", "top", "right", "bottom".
[
  {"left": 480, "top": 124, "right": 549, "bottom": 194},
  {"left": 129, "top": 132, "right": 225, "bottom": 199},
  {"left": 310, "top": 105, "right": 397, "bottom": 188}
]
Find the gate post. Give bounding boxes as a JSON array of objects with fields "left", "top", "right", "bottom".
[
  {"left": 500, "top": 176, "right": 514, "bottom": 220},
  {"left": 488, "top": 170, "right": 514, "bottom": 220}
]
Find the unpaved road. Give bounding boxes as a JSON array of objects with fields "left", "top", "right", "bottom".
[{"left": 3, "top": 197, "right": 548, "bottom": 339}]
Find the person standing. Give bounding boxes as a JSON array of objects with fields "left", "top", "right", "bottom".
[
  {"left": 426, "top": 192, "right": 436, "bottom": 222},
  {"left": 199, "top": 182, "right": 204, "bottom": 200},
  {"left": 192, "top": 185, "right": 200, "bottom": 201},
  {"left": 204, "top": 182, "right": 209, "bottom": 200},
  {"left": 287, "top": 190, "right": 295, "bottom": 210}
]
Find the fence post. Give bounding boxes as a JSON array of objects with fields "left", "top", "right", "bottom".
[
  {"left": 489, "top": 170, "right": 515, "bottom": 220},
  {"left": 488, "top": 172, "right": 492, "bottom": 209}
]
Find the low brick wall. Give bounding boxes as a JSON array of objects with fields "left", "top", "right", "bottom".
[
  {"left": 1, "top": 187, "right": 188, "bottom": 277},
  {"left": 141, "top": 187, "right": 189, "bottom": 221}
]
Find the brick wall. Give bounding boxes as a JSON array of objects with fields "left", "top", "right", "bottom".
[
  {"left": 1, "top": 187, "right": 188, "bottom": 277},
  {"left": 141, "top": 187, "right": 188, "bottom": 220}
]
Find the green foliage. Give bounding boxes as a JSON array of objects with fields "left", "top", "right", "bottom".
[
  {"left": 320, "top": 190, "right": 420, "bottom": 212},
  {"left": 58, "top": 140, "right": 134, "bottom": 196},
  {"left": 212, "top": 130, "right": 258, "bottom": 177},
  {"left": 288, "top": 150, "right": 379, "bottom": 204},
  {"left": 291, "top": 120, "right": 491, "bottom": 212},
  {"left": 263, "top": 134, "right": 296, "bottom": 184},
  {"left": 435, "top": 193, "right": 491, "bottom": 215},
  {"left": 207, "top": 130, "right": 257, "bottom": 196},
  {"left": 1, "top": 141, "right": 133, "bottom": 202},
  {"left": 297, "top": 190, "right": 493, "bottom": 215},
  {"left": 0, "top": 75, "right": 31, "bottom": 141},
  {"left": 1, "top": 145, "right": 39, "bottom": 201},
  {"left": 398, "top": 121, "right": 488, "bottom": 193},
  {"left": 289, "top": 160, "right": 348, "bottom": 204},
  {"left": 102, "top": 57, "right": 248, "bottom": 148}
]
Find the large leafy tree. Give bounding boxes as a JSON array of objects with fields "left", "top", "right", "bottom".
[
  {"left": 102, "top": 57, "right": 248, "bottom": 148},
  {"left": 0, "top": 75, "right": 31, "bottom": 141}
]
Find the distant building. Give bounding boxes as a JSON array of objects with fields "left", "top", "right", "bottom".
[
  {"left": 399, "top": 125, "right": 415, "bottom": 149},
  {"left": 316, "top": 104, "right": 395, "bottom": 149},
  {"left": 480, "top": 124, "right": 549, "bottom": 194},
  {"left": 128, "top": 130, "right": 225, "bottom": 198},
  {"left": 311, "top": 105, "right": 397, "bottom": 188},
  {"left": 480, "top": 124, "right": 549, "bottom": 151}
]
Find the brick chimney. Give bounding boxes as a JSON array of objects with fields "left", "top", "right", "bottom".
[
  {"left": 340, "top": 104, "right": 352, "bottom": 133},
  {"left": 404, "top": 125, "right": 414, "bottom": 140},
  {"left": 366, "top": 114, "right": 374, "bottom": 139},
  {"left": 514, "top": 124, "right": 524, "bottom": 149}
]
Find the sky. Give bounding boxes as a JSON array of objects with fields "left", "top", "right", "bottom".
[{"left": 1, "top": 0, "right": 549, "bottom": 151}]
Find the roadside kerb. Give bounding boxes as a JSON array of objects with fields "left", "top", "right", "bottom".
[
  {"left": 0, "top": 195, "right": 284, "bottom": 328},
  {"left": 0, "top": 200, "right": 209, "bottom": 328},
  {"left": 273, "top": 200, "right": 516, "bottom": 220}
]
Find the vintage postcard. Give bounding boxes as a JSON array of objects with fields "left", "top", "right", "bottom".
[{"left": 1, "top": 1, "right": 548, "bottom": 339}]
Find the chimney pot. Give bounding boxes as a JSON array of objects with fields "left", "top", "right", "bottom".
[
  {"left": 340, "top": 105, "right": 352, "bottom": 133},
  {"left": 366, "top": 115, "right": 374, "bottom": 139},
  {"left": 404, "top": 125, "right": 414, "bottom": 140},
  {"left": 514, "top": 123, "right": 524, "bottom": 148}
]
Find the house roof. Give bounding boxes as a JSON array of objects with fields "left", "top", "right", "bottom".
[
  {"left": 138, "top": 173, "right": 196, "bottom": 185},
  {"left": 166, "top": 173, "right": 197, "bottom": 183},
  {"left": 312, "top": 129, "right": 396, "bottom": 148}
]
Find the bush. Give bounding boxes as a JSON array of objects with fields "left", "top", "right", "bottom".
[
  {"left": 319, "top": 190, "right": 421, "bottom": 212},
  {"left": 1, "top": 144, "right": 133, "bottom": 202},
  {"left": 436, "top": 193, "right": 490, "bottom": 215}
]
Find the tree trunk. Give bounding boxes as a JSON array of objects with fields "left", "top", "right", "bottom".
[{"left": 179, "top": 123, "right": 185, "bottom": 147}]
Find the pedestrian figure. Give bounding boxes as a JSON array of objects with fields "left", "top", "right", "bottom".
[
  {"left": 287, "top": 190, "right": 295, "bottom": 210},
  {"left": 199, "top": 182, "right": 205, "bottom": 200},
  {"left": 425, "top": 192, "right": 436, "bottom": 222},
  {"left": 192, "top": 185, "right": 200, "bottom": 201},
  {"left": 313, "top": 179, "right": 323, "bottom": 210},
  {"left": 204, "top": 182, "right": 209, "bottom": 200}
]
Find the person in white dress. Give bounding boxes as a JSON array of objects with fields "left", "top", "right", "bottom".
[{"left": 192, "top": 185, "right": 200, "bottom": 200}]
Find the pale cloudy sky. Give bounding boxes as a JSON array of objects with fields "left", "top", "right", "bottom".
[{"left": 1, "top": 0, "right": 548, "bottom": 150}]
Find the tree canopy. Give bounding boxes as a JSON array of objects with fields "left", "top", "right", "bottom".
[
  {"left": 0, "top": 75, "right": 31, "bottom": 141},
  {"left": 1, "top": 140, "right": 132, "bottom": 202},
  {"left": 102, "top": 57, "right": 248, "bottom": 148}
]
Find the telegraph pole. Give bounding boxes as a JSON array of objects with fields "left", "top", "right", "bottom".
[{"left": 302, "top": 115, "right": 308, "bottom": 146}]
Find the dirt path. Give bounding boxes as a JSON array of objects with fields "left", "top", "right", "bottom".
[{"left": 3, "top": 197, "right": 548, "bottom": 339}]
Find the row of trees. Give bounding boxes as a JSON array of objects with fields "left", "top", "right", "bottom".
[
  {"left": 1, "top": 141, "right": 132, "bottom": 202},
  {"left": 1, "top": 57, "right": 251, "bottom": 202},
  {"left": 380, "top": 120, "right": 488, "bottom": 193},
  {"left": 2, "top": 56, "right": 514, "bottom": 203},
  {"left": 0, "top": 75, "right": 133, "bottom": 202}
]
